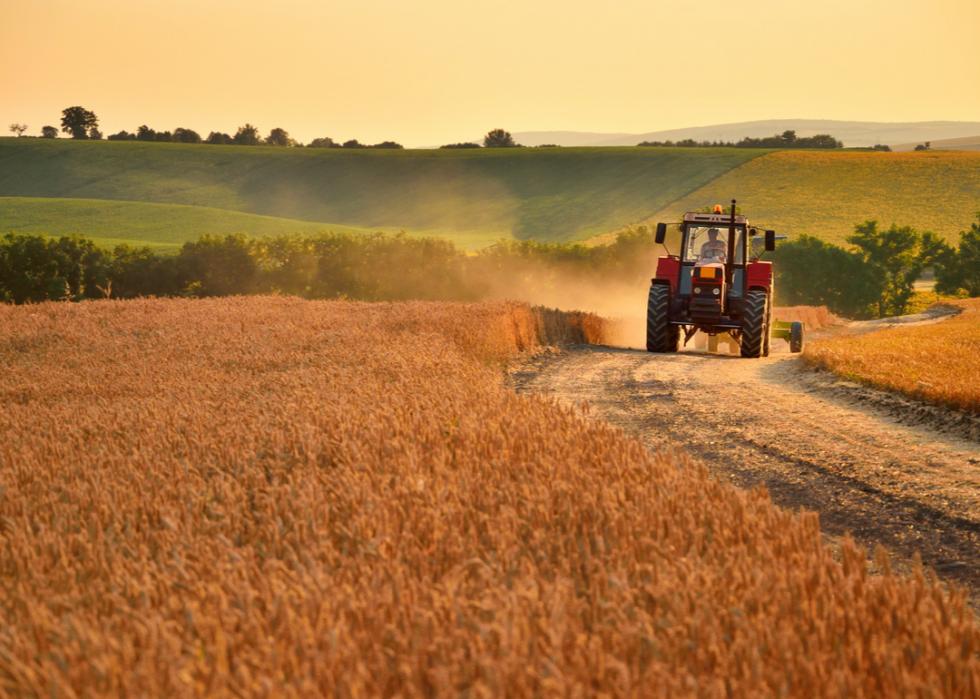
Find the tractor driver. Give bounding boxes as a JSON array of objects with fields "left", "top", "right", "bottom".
[{"left": 699, "top": 228, "right": 727, "bottom": 263}]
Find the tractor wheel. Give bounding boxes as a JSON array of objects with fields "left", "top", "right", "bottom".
[
  {"left": 790, "top": 321, "right": 805, "bottom": 353},
  {"left": 763, "top": 301, "right": 772, "bottom": 357},
  {"left": 646, "top": 284, "right": 678, "bottom": 352},
  {"left": 740, "top": 289, "right": 768, "bottom": 358}
]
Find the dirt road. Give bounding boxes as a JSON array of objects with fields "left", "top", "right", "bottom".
[{"left": 511, "top": 338, "right": 980, "bottom": 604}]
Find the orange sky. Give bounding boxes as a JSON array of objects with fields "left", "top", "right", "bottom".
[{"left": 1, "top": 0, "right": 978, "bottom": 146}]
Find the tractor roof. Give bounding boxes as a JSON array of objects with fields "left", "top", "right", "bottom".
[{"left": 683, "top": 212, "right": 748, "bottom": 225}]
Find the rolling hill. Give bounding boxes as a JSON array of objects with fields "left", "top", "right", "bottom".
[
  {"left": 0, "top": 138, "right": 762, "bottom": 247},
  {"left": 2, "top": 139, "right": 977, "bottom": 252},
  {"left": 647, "top": 150, "right": 980, "bottom": 246},
  {"left": 514, "top": 120, "right": 980, "bottom": 148}
]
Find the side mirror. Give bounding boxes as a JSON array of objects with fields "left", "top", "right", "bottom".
[
  {"left": 655, "top": 222, "right": 667, "bottom": 244},
  {"left": 765, "top": 230, "right": 776, "bottom": 251}
]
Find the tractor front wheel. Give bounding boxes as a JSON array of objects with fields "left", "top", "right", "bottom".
[
  {"left": 646, "top": 284, "right": 678, "bottom": 352},
  {"left": 740, "top": 289, "right": 769, "bottom": 358}
]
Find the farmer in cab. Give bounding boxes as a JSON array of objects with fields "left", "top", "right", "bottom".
[{"left": 700, "top": 228, "right": 727, "bottom": 263}]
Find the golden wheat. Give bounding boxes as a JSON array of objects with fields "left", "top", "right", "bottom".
[
  {"left": 774, "top": 305, "right": 840, "bottom": 331},
  {"left": 0, "top": 297, "right": 976, "bottom": 696},
  {"left": 805, "top": 299, "right": 980, "bottom": 412}
]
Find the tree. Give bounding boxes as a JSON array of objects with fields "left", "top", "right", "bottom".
[
  {"left": 206, "top": 131, "right": 233, "bottom": 145},
  {"left": 371, "top": 141, "right": 403, "bottom": 149},
  {"left": 41, "top": 125, "right": 58, "bottom": 138},
  {"left": 483, "top": 128, "right": 516, "bottom": 147},
  {"left": 233, "top": 123, "right": 261, "bottom": 145},
  {"left": 914, "top": 141, "right": 931, "bottom": 151},
  {"left": 107, "top": 130, "right": 135, "bottom": 141},
  {"left": 136, "top": 125, "right": 157, "bottom": 141},
  {"left": 154, "top": 131, "right": 173, "bottom": 142},
  {"left": 770, "top": 235, "right": 879, "bottom": 317},
  {"left": 308, "top": 136, "right": 339, "bottom": 148},
  {"left": 936, "top": 214, "right": 980, "bottom": 296},
  {"left": 781, "top": 129, "right": 797, "bottom": 143},
  {"left": 806, "top": 134, "right": 842, "bottom": 148},
  {"left": 0, "top": 234, "right": 108, "bottom": 303},
  {"left": 440, "top": 142, "right": 481, "bottom": 149},
  {"left": 848, "top": 220, "right": 935, "bottom": 317},
  {"left": 173, "top": 127, "right": 202, "bottom": 143},
  {"left": 89, "top": 127, "right": 103, "bottom": 140},
  {"left": 342, "top": 139, "right": 364, "bottom": 148},
  {"left": 265, "top": 127, "right": 293, "bottom": 146},
  {"left": 60, "top": 106, "right": 98, "bottom": 139},
  {"left": 9, "top": 123, "right": 27, "bottom": 137}
]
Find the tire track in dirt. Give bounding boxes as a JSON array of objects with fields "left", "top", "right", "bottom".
[{"left": 511, "top": 344, "right": 980, "bottom": 604}]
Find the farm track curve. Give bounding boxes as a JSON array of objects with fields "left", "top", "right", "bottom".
[{"left": 511, "top": 339, "right": 980, "bottom": 607}]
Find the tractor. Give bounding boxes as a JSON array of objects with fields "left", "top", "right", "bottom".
[{"left": 646, "top": 200, "right": 804, "bottom": 357}]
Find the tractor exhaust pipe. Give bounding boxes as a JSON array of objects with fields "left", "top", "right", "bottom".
[{"left": 727, "top": 199, "right": 736, "bottom": 287}]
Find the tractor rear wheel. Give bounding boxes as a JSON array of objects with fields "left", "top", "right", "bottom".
[
  {"left": 763, "top": 302, "right": 772, "bottom": 357},
  {"left": 646, "top": 284, "right": 678, "bottom": 352},
  {"left": 740, "top": 289, "right": 769, "bottom": 358}
]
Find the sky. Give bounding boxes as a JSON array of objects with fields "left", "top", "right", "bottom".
[{"left": 1, "top": 0, "right": 978, "bottom": 146}]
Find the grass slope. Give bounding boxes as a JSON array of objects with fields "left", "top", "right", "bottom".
[
  {"left": 0, "top": 138, "right": 761, "bottom": 243},
  {"left": 650, "top": 150, "right": 980, "bottom": 246},
  {"left": 0, "top": 197, "right": 396, "bottom": 250}
]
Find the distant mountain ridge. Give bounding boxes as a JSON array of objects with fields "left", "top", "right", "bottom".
[{"left": 512, "top": 120, "right": 980, "bottom": 148}]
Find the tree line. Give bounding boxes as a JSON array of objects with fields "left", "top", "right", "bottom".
[
  {"left": 10, "top": 107, "right": 537, "bottom": 150},
  {"left": 2, "top": 216, "right": 977, "bottom": 316},
  {"left": 638, "top": 130, "right": 845, "bottom": 149}
]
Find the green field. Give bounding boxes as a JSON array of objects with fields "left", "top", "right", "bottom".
[
  {"left": 2, "top": 139, "right": 977, "bottom": 250},
  {"left": 0, "top": 197, "right": 398, "bottom": 250},
  {"left": 649, "top": 150, "right": 980, "bottom": 246},
  {"left": 0, "top": 138, "right": 762, "bottom": 247}
]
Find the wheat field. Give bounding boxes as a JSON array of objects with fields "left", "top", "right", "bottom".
[
  {"left": 805, "top": 299, "right": 980, "bottom": 412},
  {"left": 0, "top": 297, "right": 976, "bottom": 696}
]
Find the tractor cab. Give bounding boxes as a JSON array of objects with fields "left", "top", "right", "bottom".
[{"left": 646, "top": 200, "right": 803, "bottom": 358}]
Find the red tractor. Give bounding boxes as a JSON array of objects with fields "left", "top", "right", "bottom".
[{"left": 646, "top": 200, "right": 803, "bottom": 357}]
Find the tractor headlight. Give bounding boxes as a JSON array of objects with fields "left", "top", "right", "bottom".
[
  {"left": 712, "top": 287, "right": 720, "bottom": 296},
  {"left": 694, "top": 286, "right": 701, "bottom": 294}
]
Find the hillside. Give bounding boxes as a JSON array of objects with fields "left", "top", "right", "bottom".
[
  {"left": 892, "top": 135, "right": 980, "bottom": 152},
  {"left": 0, "top": 138, "right": 761, "bottom": 246},
  {"left": 0, "top": 197, "right": 389, "bottom": 250},
  {"left": 648, "top": 150, "right": 980, "bottom": 246},
  {"left": 514, "top": 119, "right": 980, "bottom": 147}
]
